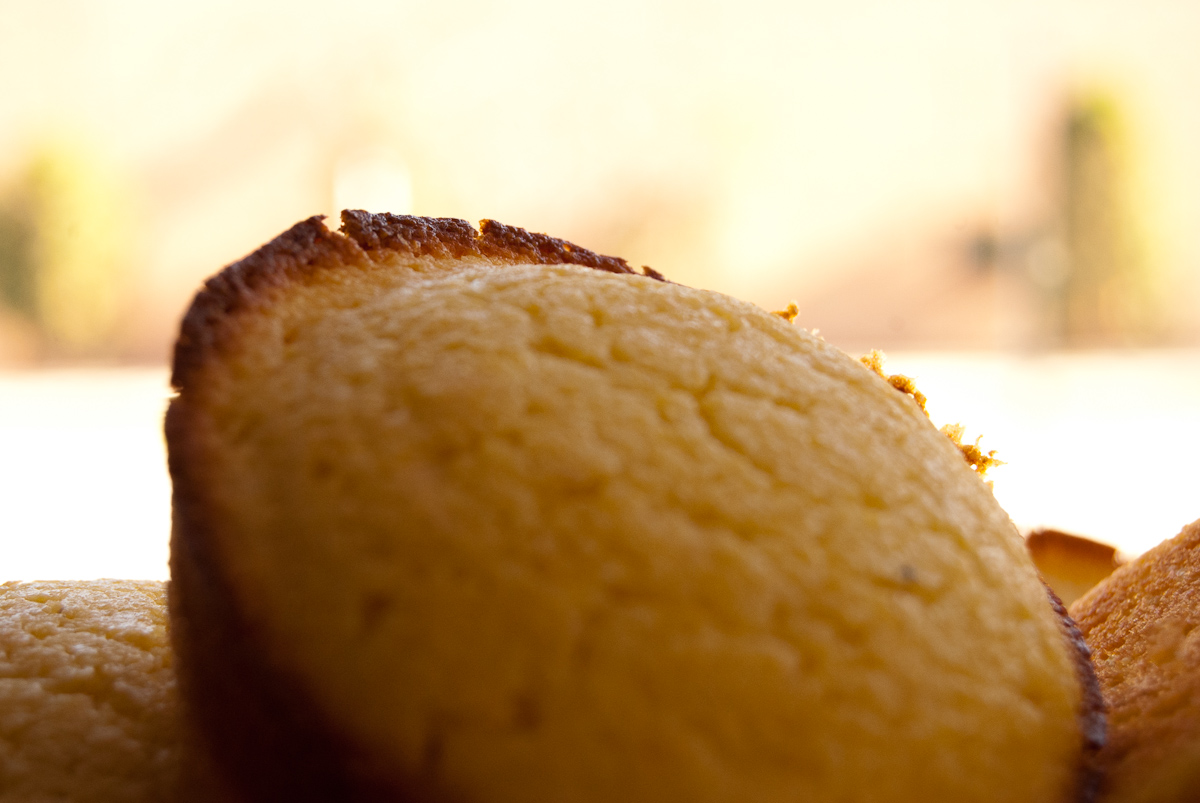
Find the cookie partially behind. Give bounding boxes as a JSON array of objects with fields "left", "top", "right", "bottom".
[
  {"left": 1028, "top": 529, "right": 1124, "bottom": 608},
  {"left": 0, "top": 581, "right": 178, "bottom": 803},
  {"left": 167, "top": 211, "right": 1103, "bottom": 803},
  {"left": 0, "top": 580, "right": 234, "bottom": 803},
  {"left": 1070, "top": 519, "right": 1200, "bottom": 803}
]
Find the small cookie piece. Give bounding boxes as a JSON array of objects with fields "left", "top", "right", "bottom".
[
  {"left": 1070, "top": 519, "right": 1200, "bottom": 803},
  {"left": 0, "top": 581, "right": 178, "bottom": 803},
  {"left": 1028, "top": 529, "right": 1124, "bottom": 607},
  {"left": 0, "top": 581, "right": 232, "bottom": 803}
]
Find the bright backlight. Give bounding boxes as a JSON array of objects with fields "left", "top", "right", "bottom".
[{"left": 2, "top": 353, "right": 1198, "bottom": 580}]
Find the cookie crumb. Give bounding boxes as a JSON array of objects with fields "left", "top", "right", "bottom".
[
  {"left": 859, "top": 350, "right": 927, "bottom": 413},
  {"left": 940, "top": 423, "right": 1003, "bottom": 477},
  {"left": 772, "top": 301, "right": 800, "bottom": 323},
  {"left": 861, "top": 350, "right": 1001, "bottom": 476}
]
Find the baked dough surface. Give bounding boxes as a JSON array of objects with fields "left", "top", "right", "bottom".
[
  {"left": 1070, "top": 519, "right": 1200, "bottom": 803},
  {"left": 168, "top": 212, "right": 1096, "bottom": 803},
  {"left": 0, "top": 581, "right": 177, "bottom": 803}
]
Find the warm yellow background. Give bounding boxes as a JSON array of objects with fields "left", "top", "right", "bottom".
[{"left": 3, "top": 1, "right": 1200, "bottom": 578}]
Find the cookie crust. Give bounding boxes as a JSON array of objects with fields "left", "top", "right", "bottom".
[{"left": 171, "top": 212, "right": 659, "bottom": 395}]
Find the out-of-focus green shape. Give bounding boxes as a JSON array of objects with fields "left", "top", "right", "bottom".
[
  {"left": 0, "top": 184, "right": 37, "bottom": 318},
  {"left": 1056, "top": 93, "right": 1160, "bottom": 346},
  {"left": 0, "top": 142, "right": 132, "bottom": 353}
]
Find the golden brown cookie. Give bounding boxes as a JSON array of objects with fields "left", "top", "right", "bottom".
[
  {"left": 0, "top": 581, "right": 177, "bottom": 803},
  {"left": 1070, "top": 519, "right": 1200, "bottom": 803},
  {"left": 0, "top": 580, "right": 236, "bottom": 803},
  {"left": 167, "top": 211, "right": 1103, "bottom": 803}
]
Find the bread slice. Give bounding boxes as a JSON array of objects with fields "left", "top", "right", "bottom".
[
  {"left": 167, "top": 211, "right": 1103, "bottom": 802},
  {"left": 1070, "top": 519, "right": 1200, "bottom": 803}
]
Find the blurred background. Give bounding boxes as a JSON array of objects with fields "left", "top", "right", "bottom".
[{"left": 3, "top": 0, "right": 1199, "bottom": 579}]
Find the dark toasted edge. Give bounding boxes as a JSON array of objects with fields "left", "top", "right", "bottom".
[
  {"left": 170, "top": 215, "right": 354, "bottom": 393},
  {"left": 1044, "top": 582, "right": 1106, "bottom": 803},
  {"left": 339, "top": 210, "right": 647, "bottom": 275},
  {"left": 170, "top": 211, "right": 660, "bottom": 393}
]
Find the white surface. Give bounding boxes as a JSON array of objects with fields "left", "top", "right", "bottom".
[
  {"left": 2, "top": 353, "right": 1198, "bottom": 580},
  {"left": 0, "top": 368, "right": 172, "bottom": 580},
  {"left": 885, "top": 350, "right": 1200, "bottom": 556}
]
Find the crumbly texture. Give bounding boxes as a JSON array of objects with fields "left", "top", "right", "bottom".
[
  {"left": 0, "top": 581, "right": 178, "bottom": 803},
  {"left": 169, "top": 211, "right": 1098, "bottom": 803},
  {"left": 1029, "top": 530, "right": 1123, "bottom": 608},
  {"left": 859, "top": 351, "right": 1002, "bottom": 478},
  {"left": 1070, "top": 519, "right": 1200, "bottom": 803}
]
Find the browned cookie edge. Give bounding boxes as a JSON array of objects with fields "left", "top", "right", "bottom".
[
  {"left": 171, "top": 211, "right": 658, "bottom": 394},
  {"left": 167, "top": 214, "right": 653, "bottom": 801}
]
